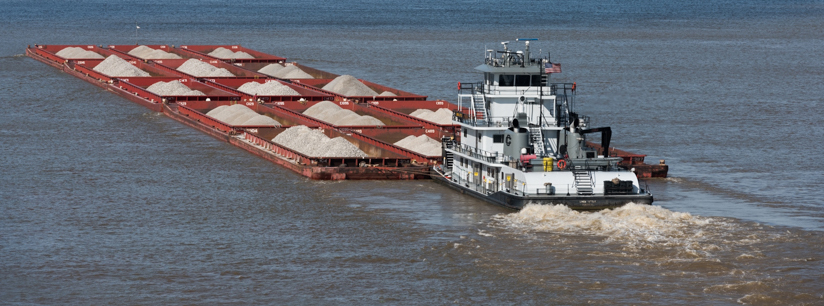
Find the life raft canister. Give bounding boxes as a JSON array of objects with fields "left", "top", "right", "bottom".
[{"left": 556, "top": 159, "right": 567, "bottom": 170}]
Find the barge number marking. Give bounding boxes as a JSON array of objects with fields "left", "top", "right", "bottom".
[
  {"left": 245, "top": 102, "right": 255, "bottom": 106},
  {"left": 247, "top": 128, "right": 258, "bottom": 133},
  {"left": 425, "top": 129, "right": 435, "bottom": 134},
  {"left": 178, "top": 102, "right": 187, "bottom": 106},
  {"left": 275, "top": 102, "right": 285, "bottom": 105},
  {"left": 436, "top": 101, "right": 444, "bottom": 105}
]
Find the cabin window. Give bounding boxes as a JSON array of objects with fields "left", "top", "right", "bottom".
[
  {"left": 531, "top": 75, "right": 542, "bottom": 86},
  {"left": 463, "top": 128, "right": 467, "bottom": 138},
  {"left": 493, "top": 134, "right": 504, "bottom": 143},
  {"left": 498, "top": 75, "right": 514, "bottom": 86},
  {"left": 515, "top": 75, "right": 531, "bottom": 86}
]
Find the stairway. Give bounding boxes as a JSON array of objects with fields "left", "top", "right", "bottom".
[
  {"left": 573, "top": 170, "right": 593, "bottom": 195},
  {"left": 529, "top": 127, "right": 545, "bottom": 156},
  {"left": 442, "top": 138, "right": 454, "bottom": 171},
  {"left": 471, "top": 94, "right": 486, "bottom": 123}
]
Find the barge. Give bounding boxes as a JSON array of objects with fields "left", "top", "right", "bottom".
[
  {"left": 434, "top": 39, "right": 653, "bottom": 209},
  {"left": 25, "top": 43, "right": 666, "bottom": 182}
]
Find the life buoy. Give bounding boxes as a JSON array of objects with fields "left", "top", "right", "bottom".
[
  {"left": 557, "top": 159, "right": 567, "bottom": 170},
  {"left": 457, "top": 82, "right": 461, "bottom": 90}
]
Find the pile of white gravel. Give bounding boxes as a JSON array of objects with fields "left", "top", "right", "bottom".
[
  {"left": 93, "top": 55, "right": 150, "bottom": 77},
  {"left": 237, "top": 81, "right": 300, "bottom": 96},
  {"left": 302, "top": 101, "right": 384, "bottom": 126},
  {"left": 394, "top": 135, "right": 442, "bottom": 156},
  {"left": 205, "top": 104, "right": 281, "bottom": 126},
  {"left": 258, "top": 64, "right": 314, "bottom": 79},
  {"left": 409, "top": 108, "right": 453, "bottom": 125},
  {"left": 177, "top": 59, "right": 235, "bottom": 77},
  {"left": 379, "top": 91, "right": 397, "bottom": 96},
  {"left": 208, "top": 47, "right": 255, "bottom": 59},
  {"left": 322, "top": 75, "right": 378, "bottom": 96},
  {"left": 127, "top": 45, "right": 182, "bottom": 59},
  {"left": 272, "top": 125, "right": 368, "bottom": 158},
  {"left": 55, "top": 47, "right": 104, "bottom": 59},
  {"left": 146, "top": 80, "right": 204, "bottom": 96}
]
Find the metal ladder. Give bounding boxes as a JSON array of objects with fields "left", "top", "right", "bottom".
[
  {"left": 529, "top": 127, "right": 545, "bottom": 156},
  {"left": 471, "top": 94, "right": 486, "bottom": 124},
  {"left": 573, "top": 170, "right": 593, "bottom": 195},
  {"left": 442, "top": 138, "right": 454, "bottom": 171}
]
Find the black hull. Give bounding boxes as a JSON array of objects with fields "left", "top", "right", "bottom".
[{"left": 432, "top": 174, "right": 653, "bottom": 211}]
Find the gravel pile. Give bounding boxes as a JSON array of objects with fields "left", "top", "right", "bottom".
[
  {"left": 208, "top": 47, "right": 255, "bottom": 59},
  {"left": 128, "top": 45, "right": 181, "bottom": 59},
  {"left": 237, "top": 81, "right": 300, "bottom": 96},
  {"left": 258, "top": 64, "right": 314, "bottom": 79},
  {"left": 55, "top": 47, "right": 104, "bottom": 59},
  {"left": 379, "top": 91, "right": 397, "bottom": 96},
  {"left": 322, "top": 75, "right": 378, "bottom": 96},
  {"left": 177, "top": 59, "right": 235, "bottom": 77},
  {"left": 206, "top": 104, "right": 281, "bottom": 126},
  {"left": 409, "top": 108, "right": 453, "bottom": 125},
  {"left": 302, "top": 101, "right": 384, "bottom": 126},
  {"left": 146, "top": 80, "right": 205, "bottom": 96},
  {"left": 93, "top": 55, "right": 150, "bottom": 77},
  {"left": 394, "top": 135, "right": 442, "bottom": 156},
  {"left": 272, "top": 125, "right": 368, "bottom": 158}
]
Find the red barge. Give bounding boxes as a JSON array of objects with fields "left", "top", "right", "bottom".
[{"left": 25, "top": 43, "right": 667, "bottom": 180}]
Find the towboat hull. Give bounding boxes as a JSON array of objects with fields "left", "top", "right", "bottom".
[{"left": 432, "top": 173, "right": 653, "bottom": 211}]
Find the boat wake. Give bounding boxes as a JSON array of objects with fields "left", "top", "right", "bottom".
[{"left": 490, "top": 203, "right": 737, "bottom": 260}]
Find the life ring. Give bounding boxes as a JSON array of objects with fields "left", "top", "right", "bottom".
[
  {"left": 457, "top": 82, "right": 461, "bottom": 90},
  {"left": 557, "top": 159, "right": 567, "bottom": 170}
]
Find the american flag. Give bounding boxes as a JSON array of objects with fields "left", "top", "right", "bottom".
[{"left": 544, "top": 62, "right": 561, "bottom": 74}]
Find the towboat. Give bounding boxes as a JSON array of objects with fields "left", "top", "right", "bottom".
[{"left": 433, "top": 39, "right": 653, "bottom": 210}]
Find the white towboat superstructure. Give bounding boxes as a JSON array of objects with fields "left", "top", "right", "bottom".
[{"left": 434, "top": 39, "right": 653, "bottom": 210}]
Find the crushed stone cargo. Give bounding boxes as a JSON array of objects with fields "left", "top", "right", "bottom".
[
  {"left": 128, "top": 45, "right": 181, "bottom": 59},
  {"left": 237, "top": 81, "right": 300, "bottom": 96},
  {"left": 394, "top": 135, "right": 442, "bottom": 156},
  {"left": 302, "top": 101, "right": 385, "bottom": 126},
  {"left": 322, "top": 75, "right": 378, "bottom": 96},
  {"left": 410, "top": 108, "right": 453, "bottom": 125},
  {"left": 55, "top": 47, "right": 104, "bottom": 59},
  {"left": 146, "top": 80, "right": 205, "bottom": 96},
  {"left": 257, "top": 64, "right": 313, "bottom": 79},
  {"left": 176, "top": 59, "right": 235, "bottom": 77},
  {"left": 206, "top": 104, "right": 280, "bottom": 126},
  {"left": 93, "top": 55, "right": 150, "bottom": 77},
  {"left": 208, "top": 47, "right": 255, "bottom": 59},
  {"left": 272, "top": 125, "right": 368, "bottom": 158}
]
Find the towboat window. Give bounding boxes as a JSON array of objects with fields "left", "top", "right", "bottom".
[
  {"left": 515, "top": 75, "right": 531, "bottom": 87},
  {"left": 463, "top": 128, "right": 467, "bottom": 138},
  {"left": 499, "top": 75, "right": 514, "bottom": 86},
  {"left": 493, "top": 134, "right": 504, "bottom": 143},
  {"left": 531, "top": 75, "right": 542, "bottom": 86}
]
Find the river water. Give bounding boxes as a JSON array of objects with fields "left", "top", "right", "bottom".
[{"left": 2, "top": 0, "right": 823, "bottom": 304}]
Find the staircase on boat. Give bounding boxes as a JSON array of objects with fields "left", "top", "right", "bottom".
[{"left": 573, "top": 170, "right": 593, "bottom": 195}]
